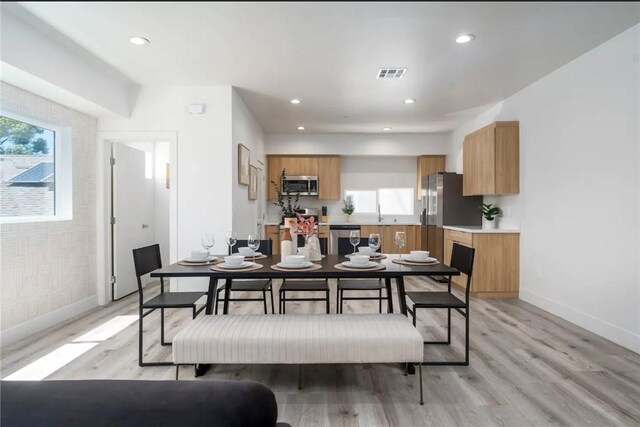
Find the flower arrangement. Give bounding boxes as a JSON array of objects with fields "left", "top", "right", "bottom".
[
  {"left": 294, "top": 212, "right": 318, "bottom": 238},
  {"left": 271, "top": 169, "right": 300, "bottom": 218}
]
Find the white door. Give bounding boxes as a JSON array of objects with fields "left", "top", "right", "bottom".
[{"left": 111, "top": 143, "right": 153, "bottom": 300}]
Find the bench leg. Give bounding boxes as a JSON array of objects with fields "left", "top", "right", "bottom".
[
  {"left": 175, "top": 365, "right": 179, "bottom": 381},
  {"left": 419, "top": 363, "right": 424, "bottom": 405},
  {"left": 298, "top": 365, "right": 302, "bottom": 390}
]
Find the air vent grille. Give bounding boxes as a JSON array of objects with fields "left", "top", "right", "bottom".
[{"left": 377, "top": 68, "right": 407, "bottom": 79}]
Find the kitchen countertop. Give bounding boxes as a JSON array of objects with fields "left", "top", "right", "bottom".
[
  {"left": 264, "top": 221, "right": 421, "bottom": 226},
  {"left": 443, "top": 225, "right": 520, "bottom": 234}
]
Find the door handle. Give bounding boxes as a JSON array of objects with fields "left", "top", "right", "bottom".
[{"left": 142, "top": 224, "right": 150, "bottom": 229}]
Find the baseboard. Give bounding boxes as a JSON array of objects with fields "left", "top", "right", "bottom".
[
  {"left": 519, "top": 289, "right": 639, "bottom": 354},
  {"left": 1, "top": 295, "right": 98, "bottom": 348}
]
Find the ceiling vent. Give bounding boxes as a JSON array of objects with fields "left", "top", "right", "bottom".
[{"left": 377, "top": 68, "right": 407, "bottom": 79}]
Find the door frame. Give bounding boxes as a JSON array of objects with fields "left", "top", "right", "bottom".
[{"left": 96, "top": 131, "right": 178, "bottom": 305}]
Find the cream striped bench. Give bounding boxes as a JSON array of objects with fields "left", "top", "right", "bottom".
[{"left": 173, "top": 314, "right": 425, "bottom": 404}]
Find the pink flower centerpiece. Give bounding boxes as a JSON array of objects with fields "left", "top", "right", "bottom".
[{"left": 294, "top": 213, "right": 322, "bottom": 261}]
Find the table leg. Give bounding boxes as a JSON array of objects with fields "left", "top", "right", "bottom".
[
  {"left": 223, "top": 278, "right": 232, "bottom": 315},
  {"left": 396, "top": 276, "right": 408, "bottom": 315},
  {"left": 385, "top": 278, "right": 394, "bottom": 313},
  {"left": 205, "top": 277, "right": 218, "bottom": 315}
]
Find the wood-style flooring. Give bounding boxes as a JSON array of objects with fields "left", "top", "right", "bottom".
[{"left": 2, "top": 277, "right": 639, "bottom": 427}]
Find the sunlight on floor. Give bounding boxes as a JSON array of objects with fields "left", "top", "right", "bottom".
[{"left": 73, "top": 315, "right": 138, "bottom": 342}]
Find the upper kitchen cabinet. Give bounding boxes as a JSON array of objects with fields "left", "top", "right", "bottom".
[
  {"left": 267, "top": 155, "right": 341, "bottom": 200},
  {"left": 463, "top": 121, "right": 519, "bottom": 196},
  {"left": 416, "top": 155, "right": 446, "bottom": 199}
]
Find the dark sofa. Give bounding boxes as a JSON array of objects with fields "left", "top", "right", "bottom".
[{"left": 1, "top": 380, "right": 289, "bottom": 427}]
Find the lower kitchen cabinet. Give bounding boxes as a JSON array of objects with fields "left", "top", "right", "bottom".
[
  {"left": 362, "top": 225, "right": 420, "bottom": 254},
  {"left": 265, "top": 225, "right": 281, "bottom": 255},
  {"left": 444, "top": 229, "right": 520, "bottom": 299}
]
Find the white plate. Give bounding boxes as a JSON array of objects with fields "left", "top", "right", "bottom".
[
  {"left": 217, "top": 261, "right": 254, "bottom": 269},
  {"left": 237, "top": 251, "right": 262, "bottom": 257},
  {"left": 184, "top": 256, "right": 218, "bottom": 263},
  {"left": 405, "top": 256, "right": 437, "bottom": 263},
  {"left": 342, "top": 261, "right": 379, "bottom": 269},
  {"left": 346, "top": 252, "right": 380, "bottom": 258},
  {"left": 277, "top": 261, "right": 314, "bottom": 269}
]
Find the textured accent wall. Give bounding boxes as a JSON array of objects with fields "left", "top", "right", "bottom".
[{"left": 0, "top": 82, "right": 97, "bottom": 331}]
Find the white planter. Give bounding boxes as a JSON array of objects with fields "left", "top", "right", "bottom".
[
  {"left": 345, "top": 214, "right": 353, "bottom": 222},
  {"left": 483, "top": 218, "right": 498, "bottom": 230}
]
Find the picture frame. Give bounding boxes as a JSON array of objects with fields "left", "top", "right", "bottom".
[
  {"left": 248, "top": 165, "right": 259, "bottom": 200},
  {"left": 238, "top": 143, "right": 250, "bottom": 185}
]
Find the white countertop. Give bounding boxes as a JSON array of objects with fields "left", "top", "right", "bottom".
[
  {"left": 443, "top": 225, "right": 520, "bottom": 234},
  {"left": 264, "top": 221, "right": 421, "bottom": 227}
]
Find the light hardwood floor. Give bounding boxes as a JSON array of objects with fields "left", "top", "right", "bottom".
[{"left": 2, "top": 277, "right": 639, "bottom": 427}]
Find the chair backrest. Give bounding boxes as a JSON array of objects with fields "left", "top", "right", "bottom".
[
  {"left": 230, "top": 239, "right": 273, "bottom": 255},
  {"left": 450, "top": 243, "right": 475, "bottom": 293},
  {"left": 132, "top": 244, "right": 162, "bottom": 297}
]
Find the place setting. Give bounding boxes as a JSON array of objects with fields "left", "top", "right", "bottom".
[
  {"left": 210, "top": 254, "right": 263, "bottom": 272},
  {"left": 271, "top": 254, "right": 323, "bottom": 271},
  {"left": 392, "top": 250, "right": 439, "bottom": 266}
]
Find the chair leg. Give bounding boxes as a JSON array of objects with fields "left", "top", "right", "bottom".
[
  {"left": 214, "top": 289, "right": 221, "bottom": 315},
  {"left": 280, "top": 290, "right": 285, "bottom": 314},
  {"left": 379, "top": 289, "right": 382, "bottom": 313},
  {"left": 465, "top": 308, "right": 470, "bottom": 366},
  {"left": 419, "top": 363, "right": 424, "bottom": 405},
  {"left": 336, "top": 285, "right": 340, "bottom": 314},
  {"left": 326, "top": 290, "right": 330, "bottom": 314},
  {"left": 138, "top": 311, "right": 144, "bottom": 367},
  {"left": 447, "top": 308, "right": 451, "bottom": 344},
  {"left": 262, "top": 290, "right": 268, "bottom": 314},
  {"left": 175, "top": 365, "right": 179, "bottom": 381},
  {"left": 269, "top": 286, "right": 275, "bottom": 314},
  {"left": 298, "top": 364, "right": 302, "bottom": 390},
  {"left": 412, "top": 305, "right": 417, "bottom": 327},
  {"left": 160, "top": 308, "right": 170, "bottom": 346},
  {"left": 339, "top": 289, "right": 343, "bottom": 314}
]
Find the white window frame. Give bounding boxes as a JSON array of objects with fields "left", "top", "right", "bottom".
[
  {"left": 344, "top": 189, "right": 378, "bottom": 213},
  {"left": 344, "top": 187, "right": 415, "bottom": 216},
  {"left": 0, "top": 109, "right": 73, "bottom": 224}
]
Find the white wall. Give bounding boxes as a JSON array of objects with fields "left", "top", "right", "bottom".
[
  {"left": 99, "top": 86, "right": 233, "bottom": 291},
  {"left": 231, "top": 89, "right": 266, "bottom": 238},
  {"left": 266, "top": 133, "right": 449, "bottom": 156},
  {"left": 0, "top": 82, "right": 98, "bottom": 346},
  {"left": 0, "top": 3, "right": 138, "bottom": 118},
  {"left": 446, "top": 25, "right": 640, "bottom": 352},
  {"left": 154, "top": 142, "right": 171, "bottom": 267}
]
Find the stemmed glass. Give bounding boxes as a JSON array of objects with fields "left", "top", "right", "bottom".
[
  {"left": 349, "top": 230, "right": 360, "bottom": 255},
  {"left": 395, "top": 231, "right": 407, "bottom": 259},
  {"left": 247, "top": 234, "right": 260, "bottom": 263},
  {"left": 368, "top": 233, "right": 381, "bottom": 258},
  {"left": 201, "top": 233, "right": 215, "bottom": 258},
  {"left": 225, "top": 231, "right": 238, "bottom": 256}
]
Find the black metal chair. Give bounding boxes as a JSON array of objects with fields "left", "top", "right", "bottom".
[
  {"left": 405, "top": 243, "right": 475, "bottom": 366},
  {"left": 337, "top": 279, "right": 389, "bottom": 313},
  {"left": 215, "top": 239, "right": 274, "bottom": 314},
  {"left": 132, "top": 244, "right": 206, "bottom": 366},
  {"left": 279, "top": 278, "right": 330, "bottom": 314}
]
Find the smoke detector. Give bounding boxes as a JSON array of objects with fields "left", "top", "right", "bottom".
[{"left": 377, "top": 68, "right": 407, "bottom": 79}]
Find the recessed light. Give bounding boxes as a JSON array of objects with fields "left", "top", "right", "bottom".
[
  {"left": 297, "top": 126, "right": 305, "bottom": 130},
  {"left": 404, "top": 99, "right": 416, "bottom": 104},
  {"left": 129, "top": 36, "right": 149, "bottom": 45},
  {"left": 290, "top": 99, "right": 301, "bottom": 104},
  {"left": 382, "top": 127, "right": 391, "bottom": 131},
  {"left": 455, "top": 34, "right": 475, "bottom": 44}
]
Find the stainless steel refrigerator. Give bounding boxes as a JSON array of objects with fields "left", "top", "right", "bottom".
[{"left": 420, "top": 173, "right": 482, "bottom": 263}]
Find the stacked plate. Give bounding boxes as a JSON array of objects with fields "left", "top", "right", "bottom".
[
  {"left": 217, "top": 261, "right": 255, "bottom": 269},
  {"left": 182, "top": 256, "right": 218, "bottom": 263},
  {"left": 341, "top": 260, "right": 379, "bottom": 269},
  {"left": 276, "top": 261, "right": 314, "bottom": 269}
]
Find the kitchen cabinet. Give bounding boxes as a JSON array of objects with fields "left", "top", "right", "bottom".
[
  {"left": 444, "top": 229, "right": 519, "bottom": 299},
  {"left": 463, "top": 121, "right": 519, "bottom": 196},
  {"left": 360, "top": 225, "right": 420, "bottom": 254},
  {"left": 416, "top": 155, "right": 446, "bottom": 199},
  {"left": 265, "top": 225, "right": 281, "bottom": 255},
  {"left": 318, "top": 157, "right": 341, "bottom": 200},
  {"left": 267, "top": 155, "right": 341, "bottom": 200}
]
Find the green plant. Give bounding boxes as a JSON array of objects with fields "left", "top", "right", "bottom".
[
  {"left": 342, "top": 197, "right": 355, "bottom": 215},
  {"left": 271, "top": 169, "right": 300, "bottom": 218},
  {"left": 479, "top": 203, "right": 501, "bottom": 221}
]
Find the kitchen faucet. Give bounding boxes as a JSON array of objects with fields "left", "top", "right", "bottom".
[{"left": 378, "top": 204, "right": 383, "bottom": 222}]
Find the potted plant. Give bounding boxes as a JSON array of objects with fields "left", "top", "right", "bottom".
[
  {"left": 342, "top": 197, "right": 355, "bottom": 222},
  {"left": 479, "top": 202, "right": 501, "bottom": 230},
  {"left": 271, "top": 169, "right": 300, "bottom": 228}
]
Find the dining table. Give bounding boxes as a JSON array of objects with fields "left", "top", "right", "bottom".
[{"left": 150, "top": 254, "right": 460, "bottom": 316}]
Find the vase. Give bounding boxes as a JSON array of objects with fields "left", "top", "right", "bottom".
[
  {"left": 283, "top": 217, "right": 297, "bottom": 229},
  {"left": 345, "top": 214, "right": 353, "bottom": 222},
  {"left": 483, "top": 218, "right": 497, "bottom": 230},
  {"left": 305, "top": 235, "right": 322, "bottom": 261}
]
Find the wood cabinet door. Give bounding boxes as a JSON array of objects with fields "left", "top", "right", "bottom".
[
  {"left": 318, "top": 156, "right": 341, "bottom": 199},
  {"left": 416, "top": 155, "right": 446, "bottom": 199},
  {"left": 463, "top": 128, "right": 495, "bottom": 196},
  {"left": 267, "top": 157, "right": 283, "bottom": 200},
  {"left": 280, "top": 157, "right": 301, "bottom": 176},
  {"left": 265, "top": 225, "right": 281, "bottom": 255},
  {"left": 495, "top": 125, "right": 520, "bottom": 194},
  {"left": 382, "top": 225, "right": 411, "bottom": 254},
  {"left": 280, "top": 157, "right": 318, "bottom": 176}
]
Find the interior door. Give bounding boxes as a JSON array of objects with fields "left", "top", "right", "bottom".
[{"left": 111, "top": 143, "right": 151, "bottom": 300}]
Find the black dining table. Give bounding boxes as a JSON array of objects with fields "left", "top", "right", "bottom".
[{"left": 150, "top": 254, "right": 460, "bottom": 316}]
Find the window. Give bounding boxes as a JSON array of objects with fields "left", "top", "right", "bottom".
[
  {"left": 344, "top": 188, "right": 414, "bottom": 215},
  {"left": 345, "top": 190, "right": 377, "bottom": 213},
  {"left": 0, "top": 112, "right": 70, "bottom": 222}
]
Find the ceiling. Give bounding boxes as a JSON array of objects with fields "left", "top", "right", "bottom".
[{"left": 15, "top": 2, "right": 640, "bottom": 133}]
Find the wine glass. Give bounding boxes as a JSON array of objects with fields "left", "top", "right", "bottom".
[
  {"left": 201, "top": 233, "right": 215, "bottom": 258},
  {"left": 349, "top": 230, "right": 360, "bottom": 255},
  {"left": 225, "top": 231, "right": 238, "bottom": 255},
  {"left": 247, "top": 234, "right": 260, "bottom": 263},
  {"left": 395, "top": 231, "right": 407, "bottom": 259},
  {"left": 368, "top": 233, "right": 381, "bottom": 258}
]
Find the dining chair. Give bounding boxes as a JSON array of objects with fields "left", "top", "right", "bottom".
[
  {"left": 132, "top": 244, "right": 206, "bottom": 367},
  {"left": 337, "top": 279, "right": 389, "bottom": 313},
  {"left": 405, "top": 243, "right": 475, "bottom": 365},
  {"left": 215, "top": 239, "right": 274, "bottom": 314},
  {"left": 279, "top": 278, "right": 330, "bottom": 314}
]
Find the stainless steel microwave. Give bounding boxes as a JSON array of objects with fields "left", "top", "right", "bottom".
[{"left": 282, "top": 175, "right": 318, "bottom": 196}]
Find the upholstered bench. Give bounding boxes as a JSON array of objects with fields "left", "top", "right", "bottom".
[{"left": 173, "top": 314, "right": 425, "bottom": 404}]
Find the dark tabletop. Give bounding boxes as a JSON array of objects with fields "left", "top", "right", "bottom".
[{"left": 150, "top": 254, "right": 459, "bottom": 279}]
